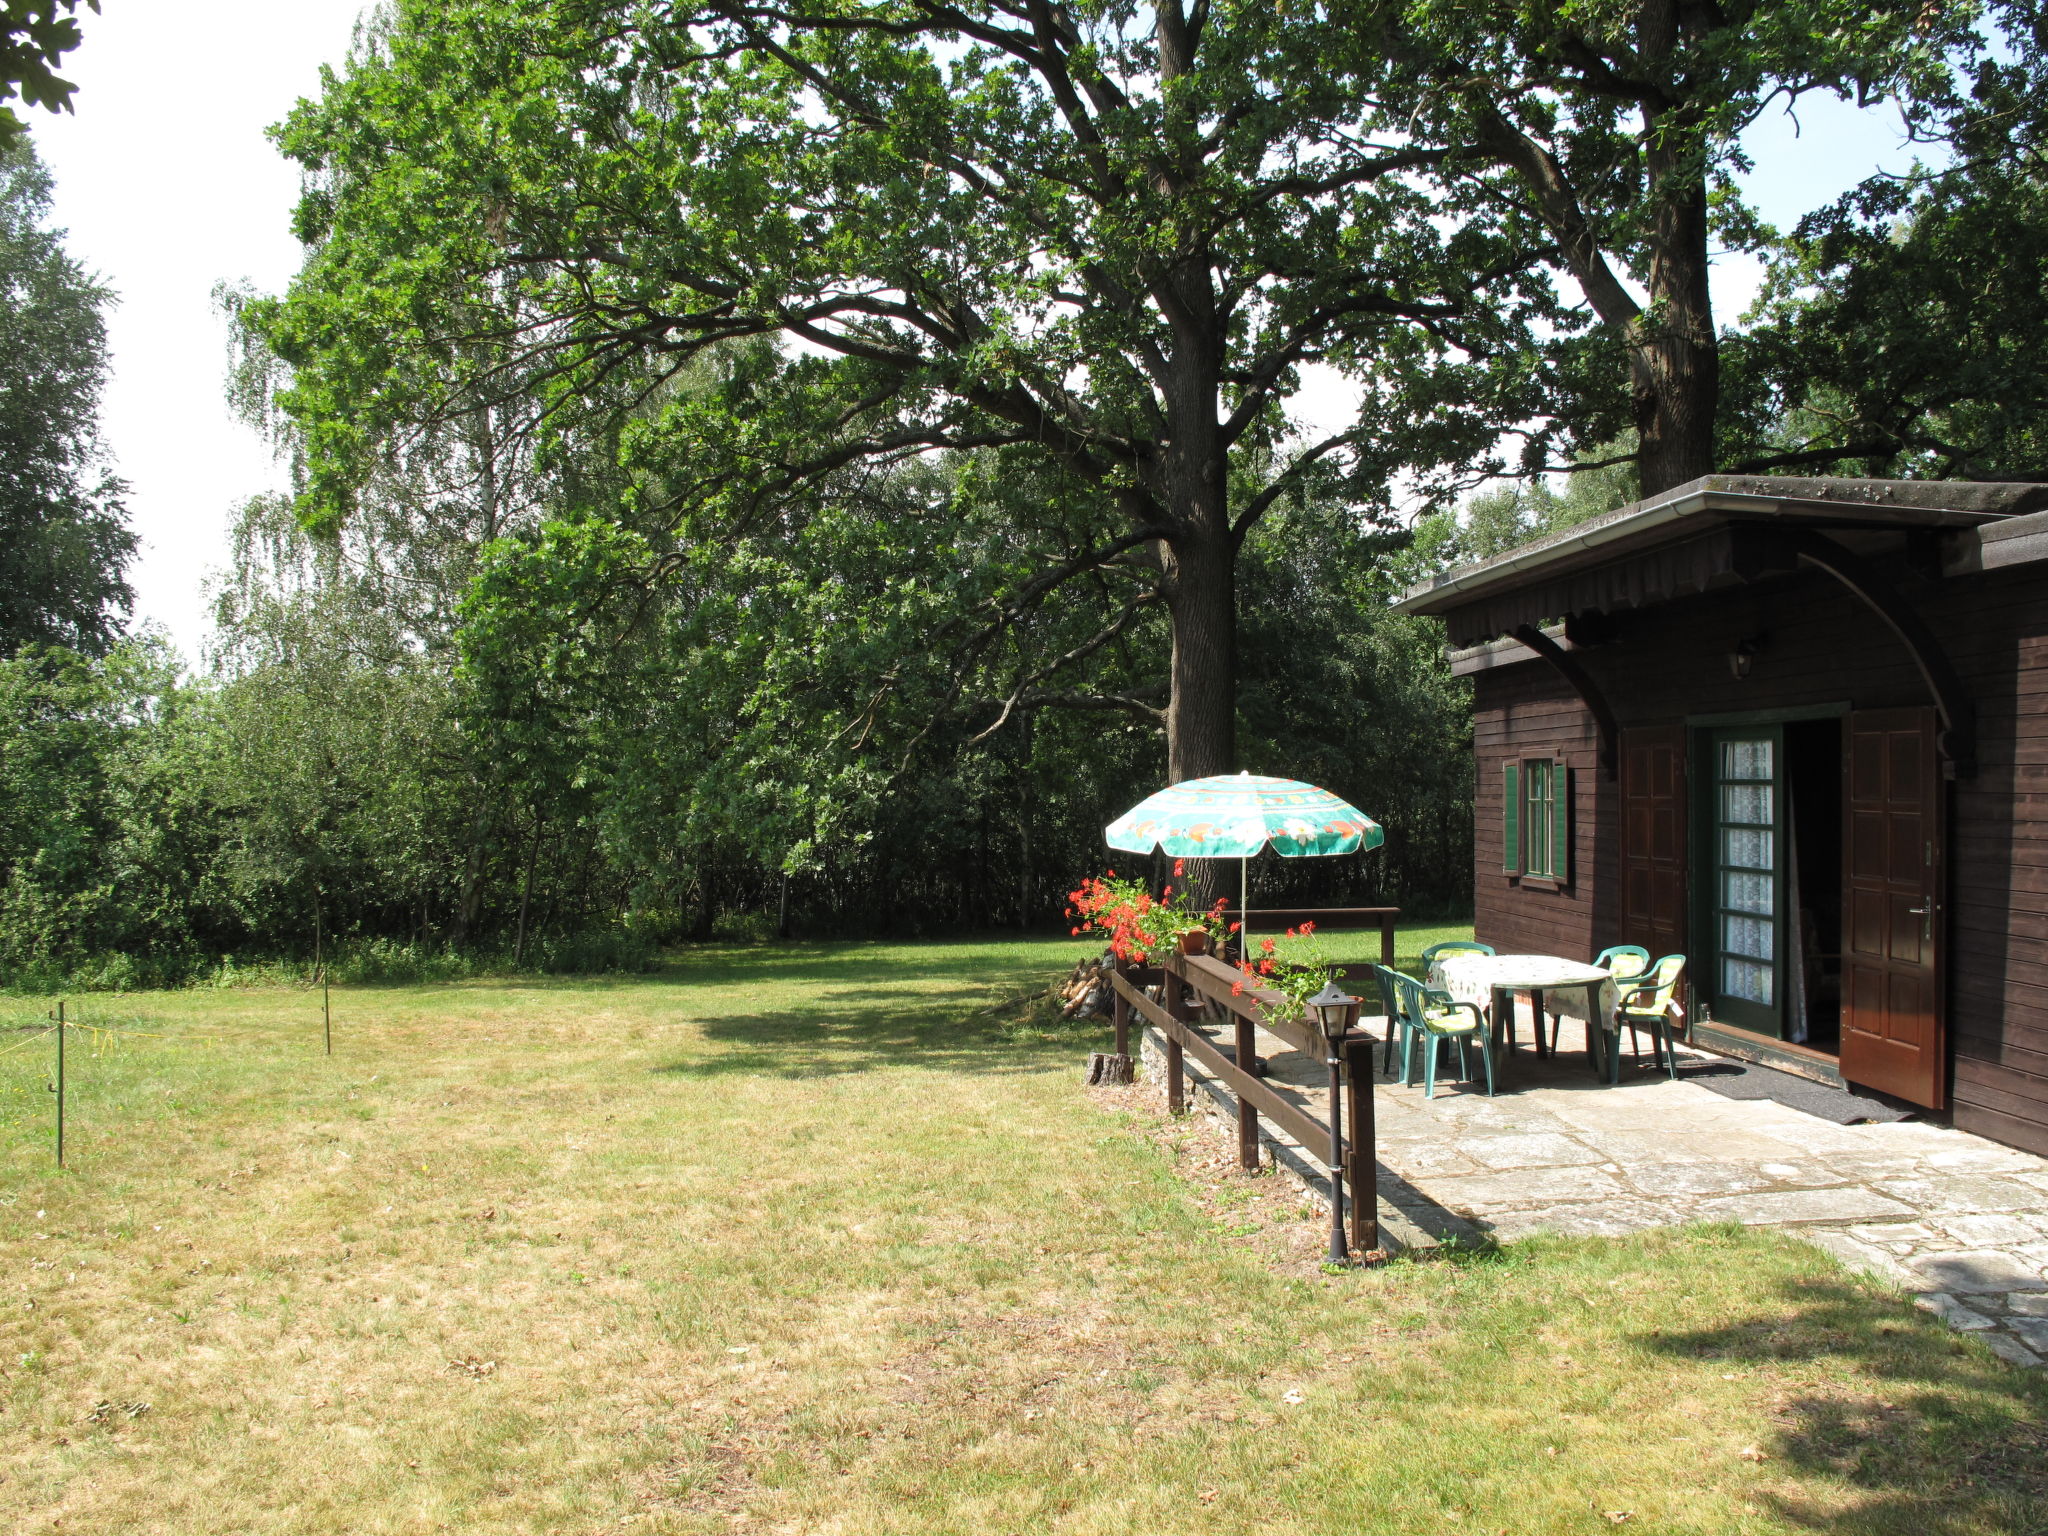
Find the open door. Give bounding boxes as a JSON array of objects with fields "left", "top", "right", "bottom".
[
  {"left": 1620, "top": 726, "right": 1687, "bottom": 959},
  {"left": 1841, "top": 707, "right": 1947, "bottom": 1108}
]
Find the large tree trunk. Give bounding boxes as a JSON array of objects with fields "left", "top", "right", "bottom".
[
  {"left": 1163, "top": 525, "right": 1236, "bottom": 785},
  {"left": 1160, "top": 512, "right": 1237, "bottom": 911},
  {"left": 1154, "top": 222, "right": 1236, "bottom": 905},
  {"left": 1632, "top": 115, "right": 1719, "bottom": 496}
]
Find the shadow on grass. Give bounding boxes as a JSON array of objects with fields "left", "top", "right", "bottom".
[
  {"left": 1640, "top": 1274, "right": 2048, "bottom": 1532},
  {"left": 653, "top": 992, "right": 1108, "bottom": 1081}
]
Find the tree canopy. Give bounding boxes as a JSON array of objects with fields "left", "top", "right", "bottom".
[
  {"left": 1733, "top": 0, "right": 2048, "bottom": 480},
  {"left": 0, "top": 137, "right": 131, "bottom": 655},
  {"left": 256, "top": 0, "right": 1575, "bottom": 792},
  {"left": 1354, "top": 0, "right": 1977, "bottom": 496},
  {"left": 0, "top": 0, "right": 95, "bottom": 147}
]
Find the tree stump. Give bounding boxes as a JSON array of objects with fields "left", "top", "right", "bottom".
[{"left": 1085, "top": 1052, "right": 1135, "bottom": 1086}]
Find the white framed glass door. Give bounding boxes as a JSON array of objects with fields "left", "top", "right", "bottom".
[{"left": 1703, "top": 729, "right": 1783, "bottom": 1036}]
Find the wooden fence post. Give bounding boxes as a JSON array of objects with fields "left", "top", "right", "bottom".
[
  {"left": 1112, "top": 960, "right": 1130, "bottom": 1059},
  {"left": 1378, "top": 911, "right": 1396, "bottom": 968},
  {"left": 1343, "top": 1033, "right": 1378, "bottom": 1255},
  {"left": 1234, "top": 1014, "right": 1260, "bottom": 1170},
  {"left": 1163, "top": 960, "right": 1187, "bottom": 1115}
]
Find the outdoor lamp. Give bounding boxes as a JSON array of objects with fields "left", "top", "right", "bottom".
[
  {"left": 1306, "top": 981, "right": 1360, "bottom": 1265},
  {"left": 1308, "top": 981, "right": 1360, "bottom": 1043}
]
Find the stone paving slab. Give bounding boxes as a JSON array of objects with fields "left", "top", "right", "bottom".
[{"left": 1141, "top": 1005, "right": 2048, "bottom": 1367}]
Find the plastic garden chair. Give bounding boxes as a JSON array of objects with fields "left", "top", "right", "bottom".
[
  {"left": 1397, "top": 972, "right": 1494, "bottom": 1099},
  {"left": 1608, "top": 954, "right": 1687, "bottom": 1083},
  {"left": 1545, "top": 945, "right": 1654, "bottom": 1056},
  {"left": 1371, "top": 964, "right": 1417, "bottom": 1082},
  {"left": 1595, "top": 944, "right": 1650, "bottom": 975},
  {"left": 1421, "top": 939, "right": 1496, "bottom": 974},
  {"left": 1420, "top": 939, "right": 1497, "bottom": 998}
]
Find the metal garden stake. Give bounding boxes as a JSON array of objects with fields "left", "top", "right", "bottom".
[
  {"left": 315, "top": 897, "right": 331, "bottom": 1055},
  {"left": 51, "top": 999, "right": 65, "bottom": 1168}
]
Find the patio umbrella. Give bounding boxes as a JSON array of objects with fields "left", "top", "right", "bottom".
[{"left": 1104, "top": 772, "right": 1384, "bottom": 940}]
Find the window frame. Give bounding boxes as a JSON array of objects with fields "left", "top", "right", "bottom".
[{"left": 1505, "top": 752, "right": 1572, "bottom": 889}]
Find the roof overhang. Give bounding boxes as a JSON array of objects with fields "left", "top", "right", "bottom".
[{"left": 1394, "top": 475, "right": 2048, "bottom": 646}]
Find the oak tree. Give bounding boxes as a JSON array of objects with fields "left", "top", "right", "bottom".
[{"left": 257, "top": 0, "right": 1560, "bottom": 785}]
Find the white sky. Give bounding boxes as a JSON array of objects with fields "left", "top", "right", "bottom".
[
  {"left": 32, "top": 0, "right": 370, "bottom": 663},
  {"left": 28, "top": 5, "right": 1936, "bottom": 663}
]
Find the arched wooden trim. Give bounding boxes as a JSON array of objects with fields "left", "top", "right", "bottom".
[
  {"left": 1784, "top": 529, "right": 1976, "bottom": 776},
  {"left": 1511, "top": 624, "right": 1619, "bottom": 780}
]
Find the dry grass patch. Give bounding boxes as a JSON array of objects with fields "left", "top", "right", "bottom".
[{"left": 0, "top": 935, "right": 2042, "bottom": 1534}]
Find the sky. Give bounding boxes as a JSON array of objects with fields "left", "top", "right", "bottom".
[{"left": 28, "top": 5, "right": 1940, "bottom": 663}]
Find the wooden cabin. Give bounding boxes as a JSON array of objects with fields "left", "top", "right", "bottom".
[{"left": 1393, "top": 475, "right": 2048, "bottom": 1156}]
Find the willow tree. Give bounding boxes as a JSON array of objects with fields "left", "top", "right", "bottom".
[{"left": 256, "top": 0, "right": 1562, "bottom": 787}]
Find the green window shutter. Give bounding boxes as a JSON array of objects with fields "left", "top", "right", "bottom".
[
  {"left": 1553, "top": 758, "right": 1572, "bottom": 886},
  {"left": 1502, "top": 762, "right": 1521, "bottom": 874}
]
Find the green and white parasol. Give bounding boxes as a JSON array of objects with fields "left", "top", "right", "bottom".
[{"left": 1104, "top": 772, "right": 1383, "bottom": 932}]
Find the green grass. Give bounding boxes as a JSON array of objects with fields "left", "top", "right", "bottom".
[
  {"left": 1, "top": 932, "right": 2043, "bottom": 1534},
  {"left": 1317, "top": 916, "right": 1475, "bottom": 972}
]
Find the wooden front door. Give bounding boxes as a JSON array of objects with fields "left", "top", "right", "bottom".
[
  {"left": 1620, "top": 726, "right": 1687, "bottom": 959},
  {"left": 1841, "top": 707, "right": 1947, "bottom": 1108}
]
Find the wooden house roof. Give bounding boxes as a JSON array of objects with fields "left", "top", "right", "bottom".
[{"left": 1394, "top": 475, "right": 2048, "bottom": 649}]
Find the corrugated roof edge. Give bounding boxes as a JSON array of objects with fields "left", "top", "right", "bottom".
[{"left": 1392, "top": 475, "right": 2048, "bottom": 617}]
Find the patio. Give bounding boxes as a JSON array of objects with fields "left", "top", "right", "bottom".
[{"left": 1139, "top": 1004, "right": 2048, "bottom": 1369}]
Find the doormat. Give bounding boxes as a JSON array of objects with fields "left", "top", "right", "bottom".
[{"left": 1680, "top": 1058, "right": 1915, "bottom": 1125}]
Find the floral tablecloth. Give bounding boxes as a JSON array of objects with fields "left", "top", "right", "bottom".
[{"left": 1430, "top": 952, "right": 1619, "bottom": 1026}]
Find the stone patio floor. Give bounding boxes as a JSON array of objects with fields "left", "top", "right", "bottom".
[{"left": 1146, "top": 1009, "right": 2048, "bottom": 1368}]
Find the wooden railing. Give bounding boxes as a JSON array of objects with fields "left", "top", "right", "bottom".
[{"left": 1109, "top": 951, "right": 1379, "bottom": 1253}]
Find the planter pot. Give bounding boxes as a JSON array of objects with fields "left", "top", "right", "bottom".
[{"left": 1177, "top": 930, "right": 1210, "bottom": 956}]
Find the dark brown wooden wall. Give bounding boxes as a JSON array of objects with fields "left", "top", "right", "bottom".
[
  {"left": 1467, "top": 558, "right": 2048, "bottom": 1157},
  {"left": 1474, "top": 666, "right": 1613, "bottom": 963}
]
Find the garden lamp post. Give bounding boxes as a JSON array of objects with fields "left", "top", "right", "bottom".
[{"left": 1307, "top": 980, "right": 1361, "bottom": 1266}]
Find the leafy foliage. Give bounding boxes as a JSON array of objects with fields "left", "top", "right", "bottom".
[
  {"left": 1736, "top": 1, "right": 2048, "bottom": 480},
  {"left": 0, "top": 138, "right": 131, "bottom": 654},
  {"left": 1354, "top": 0, "right": 1979, "bottom": 492},
  {"left": 0, "top": 0, "right": 95, "bottom": 146},
  {"left": 251, "top": 0, "right": 1580, "bottom": 793}
]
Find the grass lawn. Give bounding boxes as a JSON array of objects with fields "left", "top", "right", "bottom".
[{"left": 1, "top": 931, "right": 2044, "bottom": 1534}]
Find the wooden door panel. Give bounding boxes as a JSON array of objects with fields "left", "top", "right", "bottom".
[
  {"left": 1887, "top": 891, "right": 1925, "bottom": 964},
  {"left": 1651, "top": 803, "right": 1678, "bottom": 861},
  {"left": 1620, "top": 726, "right": 1687, "bottom": 959},
  {"left": 1849, "top": 887, "right": 1883, "bottom": 957},
  {"left": 1841, "top": 707, "right": 1946, "bottom": 1108}
]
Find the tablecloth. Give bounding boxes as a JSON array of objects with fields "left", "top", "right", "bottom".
[{"left": 1431, "top": 952, "right": 1619, "bottom": 1026}]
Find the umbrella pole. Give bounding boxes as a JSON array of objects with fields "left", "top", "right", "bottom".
[{"left": 1240, "top": 856, "right": 1249, "bottom": 959}]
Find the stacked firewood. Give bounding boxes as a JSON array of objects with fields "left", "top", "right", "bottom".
[{"left": 1060, "top": 952, "right": 1116, "bottom": 1018}]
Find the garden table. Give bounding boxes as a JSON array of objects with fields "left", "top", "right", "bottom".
[{"left": 1429, "top": 952, "right": 1619, "bottom": 1080}]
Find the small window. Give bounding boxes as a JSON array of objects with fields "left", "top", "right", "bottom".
[
  {"left": 1504, "top": 756, "right": 1571, "bottom": 884},
  {"left": 1525, "top": 760, "right": 1557, "bottom": 877}
]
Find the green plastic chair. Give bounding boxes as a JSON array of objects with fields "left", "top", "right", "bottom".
[
  {"left": 1546, "top": 945, "right": 1654, "bottom": 1057},
  {"left": 1396, "top": 972, "right": 1494, "bottom": 1099},
  {"left": 1371, "top": 964, "right": 1417, "bottom": 1082},
  {"left": 1609, "top": 954, "right": 1687, "bottom": 1083},
  {"left": 1595, "top": 944, "right": 1651, "bottom": 975},
  {"left": 1421, "top": 939, "right": 1496, "bottom": 973},
  {"left": 1421, "top": 941, "right": 1498, "bottom": 1024}
]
